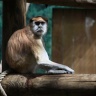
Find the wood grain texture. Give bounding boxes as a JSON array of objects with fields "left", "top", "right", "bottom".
[
  {"left": 27, "top": 0, "right": 96, "bottom": 8},
  {"left": 1, "top": 74, "right": 96, "bottom": 96},
  {"left": 52, "top": 9, "right": 96, "bottom": 74}
]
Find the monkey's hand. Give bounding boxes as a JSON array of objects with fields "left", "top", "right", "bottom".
[
  {"left": 34, "top": 62, "right": 74, "bottom": 74},
  {"left": 47, "top": 61, "right": 74, "bottom": 74},
  {"left": 47, "top": 69, "right": 72, "bottom": 74},
  {"left": 54, "top": 64, "right": 74, "bottom": 74}
]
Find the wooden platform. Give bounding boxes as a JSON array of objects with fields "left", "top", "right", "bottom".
[{"left": 0, "top": 74, "right": 96, "bottom": 96}]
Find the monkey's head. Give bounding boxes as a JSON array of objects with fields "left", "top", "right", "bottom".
[{"left": 30, "top": 16, "right": 48, "bottom": 37}]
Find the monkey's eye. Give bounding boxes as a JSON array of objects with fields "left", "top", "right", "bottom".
[{"left": 34, "top": 21, "right": 45, "bottom": 25}]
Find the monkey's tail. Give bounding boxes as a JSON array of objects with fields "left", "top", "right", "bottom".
[{"left": 0, "top": 70, "right": 10, "bottom": 96}]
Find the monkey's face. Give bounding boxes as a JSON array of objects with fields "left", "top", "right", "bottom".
[{"left": 31, "top": 17, "right": 47, "bottom": 37}]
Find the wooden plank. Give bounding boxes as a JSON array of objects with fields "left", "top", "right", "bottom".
[
  {"left": 52, "top": 9, "right": 96, "bottom": 74},
  {"left": 3, "top": 0, "right": 26, "bottom": 71},
  {"left": 1, "top": 74, "right": 96, "bottom": 96},
  {"left": 52, "top": 9, "right": 63, "bottom": 63},
  {"left": 27, "top": 0, "right": 96, "bottom": 8}
]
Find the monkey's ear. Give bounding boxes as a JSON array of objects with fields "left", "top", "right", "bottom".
[{"left": 30, "top": 19, "right": 33, "bottom": 23}]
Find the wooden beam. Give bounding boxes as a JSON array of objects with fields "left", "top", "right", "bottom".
[
  {"left": 3, "top": 0, "right": 26, "bottom": 71},
  {"left": 1, "top": 74, "right": 96, "bottom": 96},
  {"left": 27, "top": 0, "right": 96, "bottom": 8}
]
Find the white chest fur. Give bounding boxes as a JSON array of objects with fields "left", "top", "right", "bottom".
[{"left": 36, "top": 48, "right": 49, "bottom": 64}]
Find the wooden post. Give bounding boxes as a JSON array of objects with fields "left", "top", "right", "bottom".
[
  {"left": 27, "top": 0, "right": 96, "bottom": 8},
  {"left": 3, "top": 0, "right": 26, "bottom": 71},
  {"left": 1, "top": 74, "right": 96, "bottom": 96}
]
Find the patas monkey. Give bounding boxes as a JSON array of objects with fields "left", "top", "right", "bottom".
[
  {"left": 6, "top": 16, "right": 74, "bottom": 74},
  {"left": 0, "top": 16, "right": 74, "bottom": 96}
]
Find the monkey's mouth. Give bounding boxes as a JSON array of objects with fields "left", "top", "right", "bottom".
[
  {"left": 35, "top": 29, "right": 44, "bottom": 36},
  {"left": 37, "top": 30, "right": 43, "bottom": 32},
  {"left": 37, "top": 29, "right": 43, "bottom": 33}
]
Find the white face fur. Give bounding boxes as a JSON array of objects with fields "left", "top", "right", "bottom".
[{"left": 32, "top": 19, "right": 47, "bottom": 36}]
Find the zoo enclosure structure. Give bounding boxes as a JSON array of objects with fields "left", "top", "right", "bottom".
[{"left": 1, "top": 0, "right": 96, "bottom": 96}]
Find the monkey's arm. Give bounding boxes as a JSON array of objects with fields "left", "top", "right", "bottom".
[
  {"left": 33, "top": 47, "right": 74, "bottom": 74},
  {"left": 34, "top": 60, "right": 74, "bottom": 74}
]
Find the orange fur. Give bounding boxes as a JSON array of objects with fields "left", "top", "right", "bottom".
[{"left": 6, "top": 25, "right": 44, "bottom": 73}]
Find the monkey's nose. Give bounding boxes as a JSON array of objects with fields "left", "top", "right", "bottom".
[
  {"left": 38, "top": 23, "right": 42, "bottom": 27},
  {"left": 38, "top": 27, "right": 42, "bottom": 29}
]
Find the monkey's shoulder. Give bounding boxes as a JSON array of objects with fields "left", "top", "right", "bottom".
[{"left": 8, "top": 27, "right": 31, "bottom": 44}]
